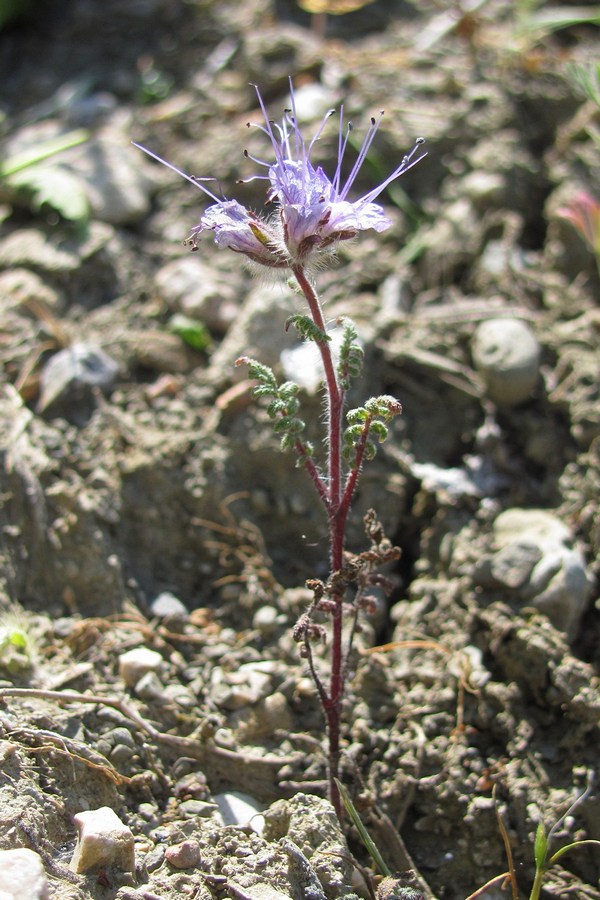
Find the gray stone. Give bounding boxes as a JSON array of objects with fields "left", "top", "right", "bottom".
[
  {"left": 0, "top": 268, "right": 63, "bottom": 313},
  {"left": 155, "top": 256, "right": 239, "bottom": 334},
  {"left": 134, "top": 671, "right": 165, "bottom": 701},
  {"left": 37, "top": 342, "right": 119, "bottom": 415},
  {"left": 209, "top": 283, "right": 296, "bottom": 382},
  {"left": 210, "top": 661, "right": 276, "bottom": 710},
  {"left": 490, "top": 541, "right": 542, "bottom": 588},
  {"left": 492, "top": 509, "right": 591, "bottom": 638},
  {"left": 281, "top": 325, "right": 351, "bottom": 395},
  {"left": 0, "top": 223, "right": 112, "bottom": 272},
  {"left": 472, "top": 318, "right": 540, "bottom": 406},
  {"left": 64, "top": 137, "right": 154, "bottom": 225}
]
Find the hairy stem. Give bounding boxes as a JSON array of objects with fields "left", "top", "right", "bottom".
[{"left": 292, "top": 263, "right": 353, "bottom": 818}]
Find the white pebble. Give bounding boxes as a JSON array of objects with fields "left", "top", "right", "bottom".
[
  {"left": 0, "top": 848, "right": 48, "bottom": 900},
  {"left": 214, "top": 791, "right": 265, "bottom": 834},
  {"left": 118, "top": 647, "right": 163, "bottom": 688},
  {"left": 69, "top": 806, "right": 135, "bottom": 874}
]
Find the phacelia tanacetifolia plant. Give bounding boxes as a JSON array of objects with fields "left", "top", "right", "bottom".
[{"left": 135, "top": 79, "right": 425, "bottom": 816}]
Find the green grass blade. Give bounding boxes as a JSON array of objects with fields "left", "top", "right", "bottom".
[{"left": 334, "top": 778, "right": 392, "bottom": 877}]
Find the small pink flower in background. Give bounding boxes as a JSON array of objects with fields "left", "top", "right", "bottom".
[{"left": 556, "top": 190, "right": 600, "bottom": 256}]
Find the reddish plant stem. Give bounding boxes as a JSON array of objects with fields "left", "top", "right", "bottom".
[
  {"left": 341, "top": 416, "right": 373, "bottom": 514},
  {"left": 292, "top": 263, "right": 354, "bottom": 818},
  {"left": 294, "top": 438, "right": 330, "bottom": 512},
  {"left": 291, "top": 264, "right": 344, "bottom": 510}
]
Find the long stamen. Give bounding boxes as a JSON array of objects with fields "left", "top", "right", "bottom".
[
  {"left": 307, "top": 107, "right": 336, "bottom": 159},
  {"left": 252, "top": 84, "right": 287, "bottom": 172},
  {"left": 333, "top": 113, "right": 352, "bottom": 195},
  {"left": 282, "top": 111, "right": 297, "bottom": 163},
  {"left": 287, "top": 78, "right": 304, "bottom": 163},
  {"left": 243, "top": 147, "right": 272, "bottom": 169},
  {"left": 339, "top": 112, "right": 384, "bottom": 200},
  {"left": 358, "top": 137, "right": 426, "bottom": 205},
  {"left": 132, "top": 142, "right": 221, "bottom": 203}
]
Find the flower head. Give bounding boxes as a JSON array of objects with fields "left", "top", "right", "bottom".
[
  {"left": 556, "top": 190, "right": 600, "bottom": 256},
  {"left": 134, "top": 79, "right": 425, "bottom": 268}
]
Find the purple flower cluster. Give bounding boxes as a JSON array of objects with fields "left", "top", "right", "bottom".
[{"left": 136, "top": 79, "right": 425, "bottom": 268}]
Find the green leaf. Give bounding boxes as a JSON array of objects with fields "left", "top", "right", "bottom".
[
  {"left": 0, "top": 129, "right": 89, "bottom": 178},
  {"left": 286, "top": 314, "right": 330, "bottom": 343},
  {"left": 280, "top": 433, "right": 295, "bottom": 452},
  {"left": 364, "top": 440, "right": 377, "bottom": 461},
  {"left": 548, "top": 838, "right": 600, "bottom": 866},
  {"left": 534, "top": 821, "right": 548, "bottom": 869},
  {"left": 343, "top": 424, "right": 364, "bottom": 445},
  {"left": 365, "top": 394, "right": 402, "bottom": 419},
  {"left": 337, "top": 317, "right": 364, "bottom": 388},
  {"left": 526, "top": 6, "right": 600, "bottom": 35},
  {"left": 169, "top": 314, "right": 211, "bottom": 351},
  {"left": 335, "top": 779, "right": 392, "bottom": 877},
  {"left": 566, "top": 61, "right": 600, "bottom": 107},
  {"left": 370, "top": 420, "right": 389, "bottom": 442},
  {"left": 7, "top": 629, "right": 28, "bottom": 649},
  {"left": 279, "top": 381, "right": 300, "bottom": 398},
  {"left": 7, "top": 164, "right": 90, "bottom": 223},
  {"left": 242, "top": 358, "right": 277, "bottom": 388},
  {"left": 346, "top": 407, "right": 369, "bottom": 425}
]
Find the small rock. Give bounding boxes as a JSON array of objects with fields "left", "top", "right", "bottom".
[
  {"left": 0, "top": 228, "right": 79, "bottom": 272},
  {"left": 211, "top": 662, "right": 274, "bottom": 710},
  {"left": 161, "top": 682, "right": 196, "bottom": 708},
  {"left": 233, "top": 691, "right": 293, "bottom": 742},
  {"left": 118, "top": 647, "right": 163, "bottom": 688},
  {"left": 128, "top": 329, "right": 198, "bottom": 374},
  {"left": 150, "top": 591, "right": 188, "bottom": 621},
  {"left": 0, "top": 223, "right": 111, "bottom": 272},
  {"left": 289, "top": 81, "right": 336, "bottom": 123},
  {"left": 236, "top": 885, "right": 293, "bottom": 900},
  {"left": 109, "top": 727, "right": 136, "bottom": 749},
  {"left": 490, "top": 541, "right": 542, "bottom": 588},
  {"left": 492, "top": 509, "right": 591, "bottom": 638},
  {"left": 165, "top": 839, "right": 201, "bottom": 869},
  {"left": 0, "top": 268, "right": 63, "bottom": 313},
  {"left": 209, "top": 283, "right": 296, "bottom": 381},
  {"left": 37, "top": 342, "right": 119, "bottom": 416},
  {"left": 472, "top": 318, "right": 540, "bottom": 406},
  {"left": 155, "top": 257, "right": 239, "bottom": 333},
  {"left": 0, "top": 848, "right": 48, "bottom": 900},
  {"left": 134, "top": 670, "right": 166, "bottom": 700},
  {"left": 252, "top": 605, "right": 281, "bottom": 635},
  {"left": 214, "top": 791, "right": 264, "bottom": 834},
  {"left": 64, "top": 137, "right": 154, "bottom": 225},
  {"left": 174, "top": 771, "right": 209, "bottom": 801},
  {"left": 178, "top": 799, "right": 216, "bottom": 818},
  {"left": 462, "top": 171, "right": 504, "bottom": 206},
  {"left": 137, "top": 802, "right": 159, "bottom": 822},
  {"left": 110, "top": 743, "right": 137, "bottom": 766},
  {"left": 69, "top": 806, "right": 135, "bottom": 874},
  {"left": 143, "top": 844, "right": 165, "bottom": 873}
]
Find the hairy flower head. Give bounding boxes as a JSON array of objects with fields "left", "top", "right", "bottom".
[
  {"left": 556, "top": 190, "right": 600, "bottom": 256},
  {"left": 134, "top": 79, "right": 425, "bottom": 268}
]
